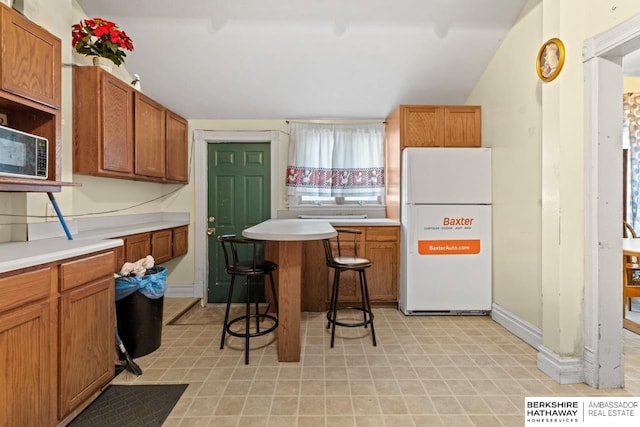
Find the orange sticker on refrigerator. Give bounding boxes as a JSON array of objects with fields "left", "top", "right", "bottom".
[{"left": 418, "top": 239, "right": 481, "bottom": 255}]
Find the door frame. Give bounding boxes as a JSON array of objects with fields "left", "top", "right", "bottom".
[
  {"left": 193, "top": 130, "right": 282, "bottom": 304},
  {"left": 583, "top": 14, "right": 640, "bottom": 388}
]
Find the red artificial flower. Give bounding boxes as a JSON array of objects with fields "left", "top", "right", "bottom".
[{"left": 71, "top": 17, "right": 134, "bottom": 67}]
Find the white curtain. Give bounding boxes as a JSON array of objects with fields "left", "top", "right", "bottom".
[{"left": 286, "top": 122, "right": 385, "bottom": 197}]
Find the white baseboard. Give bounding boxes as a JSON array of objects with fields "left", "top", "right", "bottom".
[
  {"left": 491, "top": 303, "right": 584, "bottom": 385},
  {"left": 165, "top": 281, "right": 203, "bottom": 298},
  {"left": 490, "top": 303, "right": 542, "bottom": 349},
  {"left": 582, "top": 346, "right": 597, "bottom": 387},
  {"left": 537, "top": 345, "right": 585, "bottom": 384}
]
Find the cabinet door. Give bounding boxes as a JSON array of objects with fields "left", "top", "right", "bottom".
[
  {"left": 0, "top": 300, "right": 54, "bottom": 427},
  {"left": 58, "top": 278, "right": 114, "bottom": 419},
  {"left": 0, "top": 5, "right": 61, "bottom": 108},
  {"left": 152, "top": 229, "right": 173, "bottom": 264},
  {"left": 172, "top": 225, "right": 189, "bottom": 258},
  {"left": 365, "top": 227, "right": 399, "bottom": 302},
  {"left": 165, "top": 110, "right": 188, "bottom": 183},
  {"left": 365, "top": 242, "right": 399, "bottom": 301},
  {"left": 124, "top": 233, "right": 151, "bottom": 262},
  {"left": 401, "top": 106, "right": 445, "bottom": 148},
  {"left": 101, "top": 73, "right": 135, "bottom": 174},
  {"left": 135, "top": 93, "right": 166, "bottom": 178},
  {"left": 114, "top": 244, "right": 125, "bottom": 272},
  {"left": 325, "top": 228, "right": 366, "bottom": 304},
  {"left": 444, "top": 106, "right": 481, "bottom": 147}
]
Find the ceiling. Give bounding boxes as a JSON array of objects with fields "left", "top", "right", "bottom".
[{"left": 75, "top": 0, "right": 528, "bottom": 120}]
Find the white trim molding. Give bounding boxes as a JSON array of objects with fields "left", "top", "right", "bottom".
[
  {"left": 537, "top": 346, "right": 585, "bottom": 385},
  {"left": 491, "top": 303, "right": 542, "bottom": 350},
  {"left": 582, "top": 14, "right": 640, "bottom": 388},
  {"left": 165, "top": 282, "right": 203, "bottom": 298},
  {"left": 192, "top": 130, "right": 282, "bottom": 303}
]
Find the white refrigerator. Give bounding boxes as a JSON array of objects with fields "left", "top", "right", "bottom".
[{"left": 399, "top": 147, "right": 492, "bottom": 315}]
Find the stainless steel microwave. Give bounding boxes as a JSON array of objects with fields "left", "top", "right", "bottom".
[{"left": 0, "top": 125, "right": 48, "bottom": 179}]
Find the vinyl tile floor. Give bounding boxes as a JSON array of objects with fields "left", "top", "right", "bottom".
[{"left": 110, "top": 298, "right": 640, "bottom": 427}]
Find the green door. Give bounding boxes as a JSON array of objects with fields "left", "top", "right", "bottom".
[{"left": 207, "top": 143, "right": 271, "bottom": 303}]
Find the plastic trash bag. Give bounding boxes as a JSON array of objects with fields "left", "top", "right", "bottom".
[{"left": 115, "top": 266, "right": 167, "bottom": 301}]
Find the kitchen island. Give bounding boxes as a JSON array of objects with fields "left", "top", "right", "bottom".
[{"left": 243, "top": 219, "right": 337, "bottom": 362}]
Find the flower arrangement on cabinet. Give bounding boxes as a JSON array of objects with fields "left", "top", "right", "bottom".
[{"left": 71, "top": 18, "right": 134, "bottom": 66}]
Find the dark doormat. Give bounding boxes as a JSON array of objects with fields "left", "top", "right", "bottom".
[{"left": 68, "top": 384, "right": 188, "bottom": 427}]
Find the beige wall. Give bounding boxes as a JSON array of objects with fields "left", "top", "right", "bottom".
[
  {"left": 625, "top": 77, "right": 640, "bottom": 92},
  {"left": 466, "top": 0, "right": 543, "bottom": 328},
  {"left": 467, "top": 0, "right": 640, "bottom": 358},
  {"left": 0, "top": 1, "right": 193, "bottom": 285},
  {"left": 6, "top": 0, "right": 640, "bottom": 316}
]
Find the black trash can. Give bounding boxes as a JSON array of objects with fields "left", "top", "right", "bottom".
[
  {"left": 116, "top": 291, "right": 164, "bottom": 358},
  {"left": 115, "top": 266, "right": 167, "bottom": 359}
]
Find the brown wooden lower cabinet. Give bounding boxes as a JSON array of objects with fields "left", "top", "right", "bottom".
[
  {"left": 118, "top": 226, "right": 189, "bottom": 270},
  {"left": 172, "top": 225, "right": 188, "bottom": 257},
  {"left": 124, "top": 232, "right": 152, "bottom": 262},
  {"left": 151, "top": 229, "right": 173, "bottom": 264},
  {"left": 0, "top": 299, "right": 55, "bottom": 427},
  {"left": 58, "top": 277, "right": 114, "bottom": 419},
  {"left": 301, "top": 226, "right": 400, "bottom": 311},
  {"left": 0, "top": 249, "right": 116, "bottom": 426}
]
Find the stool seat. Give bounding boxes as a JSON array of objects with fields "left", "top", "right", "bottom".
[
  {"left": 227, "top": 260, "right": 277, "bottom": 275},
  {"left": 331, "top": 256, "right": 372, "bottom": 269},
  {"left": 217, "top": 234, "right": 278, "bottom": 365},
  {"left": 323, "top": 228, "right": 376, "bottom": 348}
]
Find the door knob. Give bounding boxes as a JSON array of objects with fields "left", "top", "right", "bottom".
[
  {"left": 207, "top": 227, "right": 216, "bottom": 236},
  {"left": 209, "top": 216, "right": 216, "bottom": 223}
]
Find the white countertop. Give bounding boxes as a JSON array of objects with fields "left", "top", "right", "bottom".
[
  {"left": 1, "top": 212, "right": 190, "bottom": 274},
  {"left": 28, "top": 212, "right": 190, "bottom": 241},
  {"left": 243, "top": 219, "right": 338, "bottom": 241},
  {"left": 71, "top": 219, "right": 188, "bottom": 241},
  {"left": 0, "top": 238, "right": 123, "bottom": 274},
  {"left": 324, "top": 218, "right": 400, "bottom": 227}
]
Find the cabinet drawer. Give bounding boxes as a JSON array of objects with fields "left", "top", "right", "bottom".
[
  {"left": 0, "top": 267, "right": 53, "bottom": 312},
  {"left": 60, "top": 251, "right": 114, "bottom": 291},
  {"left": 365, "top": 227, "right": 399, "bottom": 242}
]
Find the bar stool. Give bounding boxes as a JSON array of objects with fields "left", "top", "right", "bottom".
[
  {"left": 217, "top": 235, "right": 278, "bottom": 364},
  {"left": 323, "top": 228, "right": 376, "bottom": 348}
]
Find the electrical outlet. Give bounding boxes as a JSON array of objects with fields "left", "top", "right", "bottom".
[{"left": 45, "top": 203, "right": 55, "bottom": 221}]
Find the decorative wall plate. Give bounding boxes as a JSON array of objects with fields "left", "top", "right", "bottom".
[{"left": 536, "top": 38, "right": 565, "bottom": 82}]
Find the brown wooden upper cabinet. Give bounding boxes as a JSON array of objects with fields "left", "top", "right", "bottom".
[
  {"left": 74, "top": 67, "right": 134, "bottom": 178},
  {"left": 73, "top": 66, "right": 188, "bottom": 183},
  {"left": 0, "top": 5, "right": 61, "bottom": 109},
  {"left": 384, "top": 104, "right": 481, "bottom": 220},
  {"left": 388, "top": 105, "right": 481, "bottom": 149},
  {"left": 0, "top": 4, "right": 65, "bottom": 191},
  {"left": 165, "top": 111, "right": 189, "bottom": 183},
  {"left": 134, "top": 92, "right": 166, "bottom": 178}
]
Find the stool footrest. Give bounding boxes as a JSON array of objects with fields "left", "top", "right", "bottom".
[
  {"left": 327, "top": 306, "right": 374, "bottom": 328},
  {"left": 226, "top": 313, "right": 278, "bottom": 338}
]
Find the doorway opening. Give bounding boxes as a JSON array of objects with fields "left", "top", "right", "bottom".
[
  {"left": 193, "top": 130, "right": 282, "bottom": 304},
  {"left": 583, "top": 14, "right": 640, "bottom": 387}
]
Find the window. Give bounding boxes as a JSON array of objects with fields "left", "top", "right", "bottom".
[{"left": 286, "top": 122, "right": 385, "bottom": 208}]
